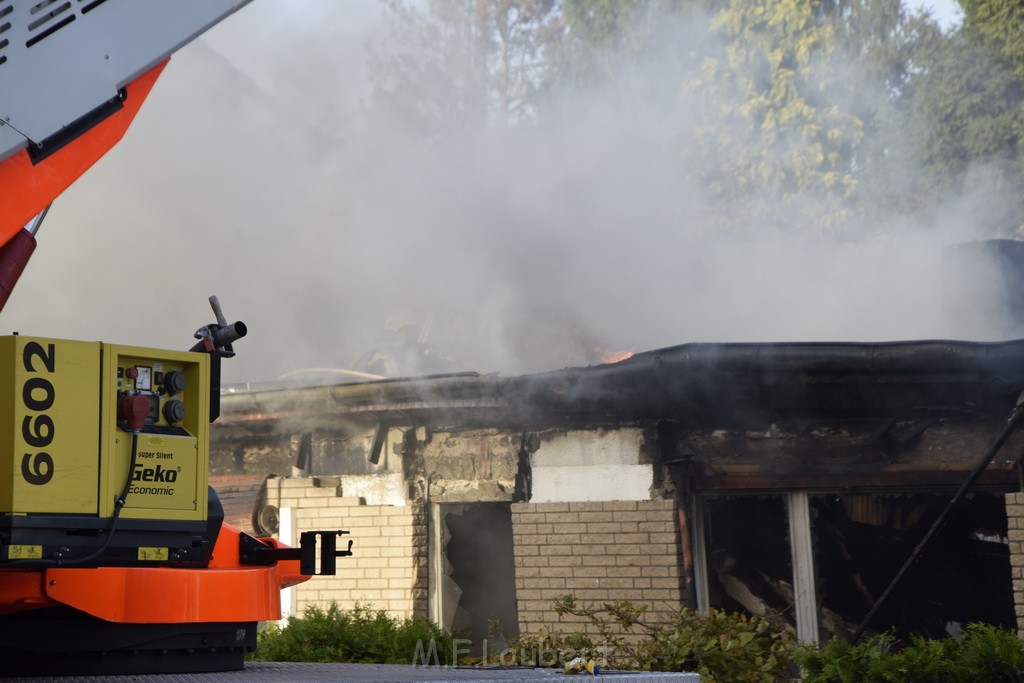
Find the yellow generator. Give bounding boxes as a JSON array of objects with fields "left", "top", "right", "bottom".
[
  {"left": 0, "top": 336, "right": 218, "bottom": 566},
  {"left": 0, "top": 311, "right": 350, "bottom": 676}
]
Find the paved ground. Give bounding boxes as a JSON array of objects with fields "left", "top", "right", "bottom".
[{"left": 6, "top": 663, "right": 700, "bottom": 682}]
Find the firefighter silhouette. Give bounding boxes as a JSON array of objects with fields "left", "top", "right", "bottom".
[{"left": 352, "top": 310, "right": 427, "bottom": 378}]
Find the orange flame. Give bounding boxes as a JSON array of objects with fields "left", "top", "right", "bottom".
[{"left": 600, "top": 349, "right": 634, "bottom": 364}]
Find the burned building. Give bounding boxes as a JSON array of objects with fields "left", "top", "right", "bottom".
[{"left": 211, "top": 339, "right": 1024, "bottom": 647}]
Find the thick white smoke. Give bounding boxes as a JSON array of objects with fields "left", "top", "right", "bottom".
[{"left": 0, "top": 1, "right": 1011, "bottom": 384}]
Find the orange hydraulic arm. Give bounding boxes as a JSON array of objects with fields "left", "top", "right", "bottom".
[
  {"left": 0, "top": 61, "right": 166, "bottom": 248},
  {"left": 0, "top": 62, "right": 166, "bottom": 312},
  {"left": 0, "top": 0, "right": 254, "bottom": 310}
]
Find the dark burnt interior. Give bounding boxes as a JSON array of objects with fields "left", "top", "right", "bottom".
[{"left": 704, "top": 492, "right": 1014, "bottom": 641}]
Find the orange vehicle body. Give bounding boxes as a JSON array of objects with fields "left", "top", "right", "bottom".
[{"left": 0, "top": 525, "right": 305, "bottom": 623}]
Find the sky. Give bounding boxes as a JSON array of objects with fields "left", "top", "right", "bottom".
[
  {"left": 0, "top": 0, "right": 1006, "bottom": 387},
  {"left": 913, "top": 0, "right": 962, "bottom": 28}
]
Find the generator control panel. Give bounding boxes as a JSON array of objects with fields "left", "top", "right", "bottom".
[
  {"left": 0, "top": 337, "right": 209, "bottom": 523},
  {"left": 103, "top": 345, "right": 210, "bottom": 521}
]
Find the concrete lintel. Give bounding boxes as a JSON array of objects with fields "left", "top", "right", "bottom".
[{"left": 531, "top": 428, "right": 646, "bottom": 468}]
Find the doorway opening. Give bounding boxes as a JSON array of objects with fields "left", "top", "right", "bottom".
[{"left": 430, "top": 502, "right": 519, "bottom": 656}]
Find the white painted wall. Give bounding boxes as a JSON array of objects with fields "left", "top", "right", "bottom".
[
  {"left": 532, "top": 428, "right": 646, "bottom": 467},
  {"left": 338, "top": 473, "right": 406, "bottom": 506},
  {"left": 279, "top": 506, "right": 296, "bottom": 620},
  {"left": 530, "top": 429, "right": 653, "bottom": 502}
]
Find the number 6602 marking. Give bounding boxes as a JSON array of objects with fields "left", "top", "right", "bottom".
[{"left": 20, "top": 342, "right": 54, "bottom": 486}]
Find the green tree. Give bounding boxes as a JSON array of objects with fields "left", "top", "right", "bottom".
[
  {"left": 960, "top": 0, "right": 1024, "bottom": 79},
  {"left": 369, "top": 0, "right": 559, "bottom": 132},
  {"left": 368, "top": 0, "right": 964, "bottom": 238},
  {"left": 904, "top": 2, "right": 1024, "bottom": 233},
  {"left": 548, "top": 0, "right": 931, "bottom": 236},
  {"left": 686, "top": 0, "right": 869, "bottom": 234},
  {"left": 829, "top": 4, "right": 947, "bottom": 223},
  {"left": 694, "top": 0, "right": 954, "bottom": 236},
  {"left": 543, "top": 0, "right": 694, "bottom": 90}
]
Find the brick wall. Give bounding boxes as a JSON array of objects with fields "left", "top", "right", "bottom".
[
  {"left": 511, "top": 500, "right": 684, "bottom": 637},
  {"left": 266, "top": 477, "right": 428, "bottom": 619},
  {"left": 1007, "top": 492, "right": 1024, "bottom": 635}
]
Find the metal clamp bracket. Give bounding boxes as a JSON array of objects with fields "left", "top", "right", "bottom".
[{"left": 239, "top": 530, "right": 353, "bottom": 576}]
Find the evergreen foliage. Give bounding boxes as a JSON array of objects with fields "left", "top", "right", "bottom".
[
  {"left": 250, "top": 603, "right": 464, "bottom": 665},
  {"left": 250, "top": 601, "right": 1024, "bottom": 682},
  {"left": 368, "top": 0, "right": 1024, "bottom": 236},
  {"left": 541, "top": 595, "right": 798, "bottom": 681},
  {"left": 795, "top": 624, "right": 1024, "bottom": 682}
]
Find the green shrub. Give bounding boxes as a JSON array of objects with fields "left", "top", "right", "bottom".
[
  {"left": 959, "top": 623, "right": 1024, "bottom": 682},
  {"left": 796, "top": 633, "right": 904, "bottom": 683},
  {"left": 531, "top": 596, "right": 1024, "bottom": 683},
  {"left": 895, "top": 635, "right": 969, "bottom": 682},
  {"left": 249, "top": 598, "right": 1024, "bottom": 680},
  {"left": 795, "top": 623, "right": 1024, "bottom": 683},
  {"left": 250, "top": 603, "right": 464, "bottom": 665},
  {"left": 636, "top": 608, "right": 797, "bottom": 682},
  {"left": 539, "top": 595, "right": 797, "bottom": 682}
]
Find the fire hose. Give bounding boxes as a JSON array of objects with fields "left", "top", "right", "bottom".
[{"left": 852, "top": 389, "right": 1024, "bottom": 641}]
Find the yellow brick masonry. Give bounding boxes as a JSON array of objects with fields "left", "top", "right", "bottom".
[
  {"left": 511, "top": 500, "right": 684, "bottom": 639},
  {"left": 265, "top": 477, "right": 428, "bottom": 619},
  {"left": 1006, "top": 493, "right": 1024, "bottom": 636}
]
